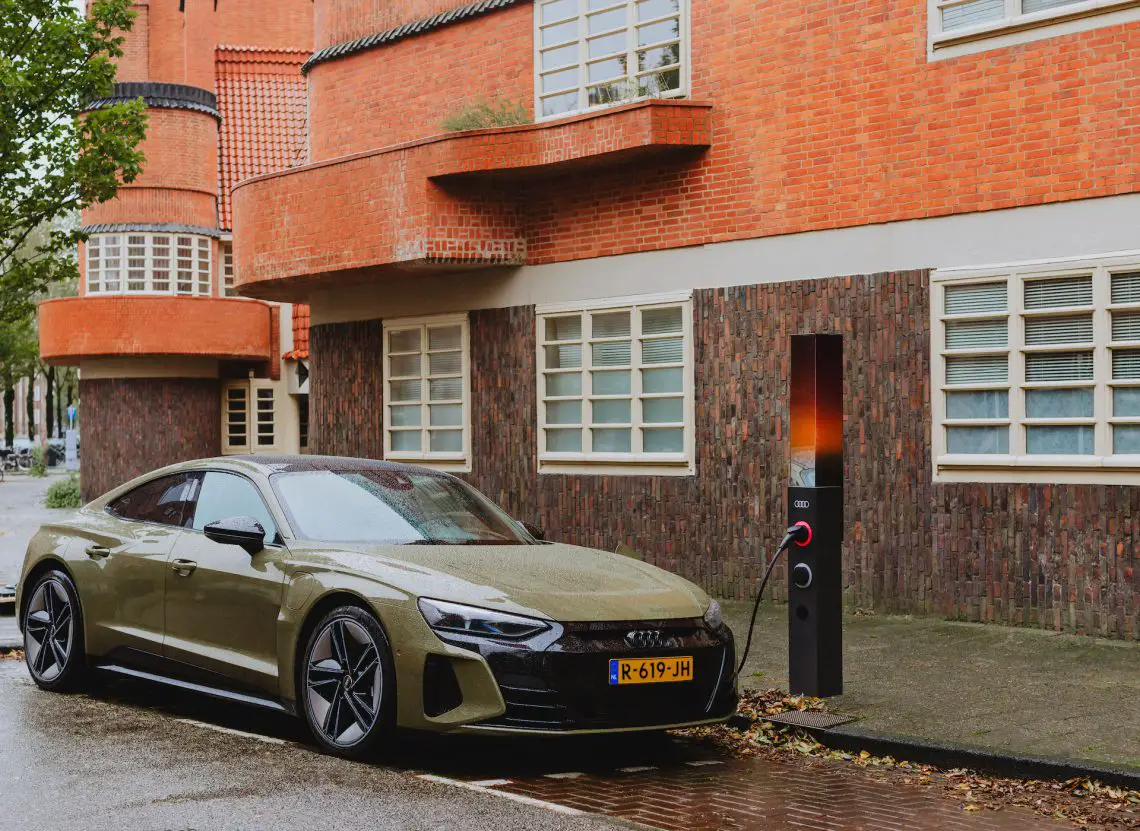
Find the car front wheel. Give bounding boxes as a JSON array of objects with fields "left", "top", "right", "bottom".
[
  {"left": 300, "top": 605, "right": 395, "bottom": 759},
  {"left": 23, "top": 569, "right": 88, "bottom": 692}
]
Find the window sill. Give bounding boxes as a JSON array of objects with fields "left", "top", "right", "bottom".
[
  {"left": 538, "top": 457, "right": 695, "bottom": 477},
  {"left": 386, "top": 456, "right": 472, "bottom": 474},
  {"left": 929, "top": 0, "right": 1140, "bottom": 60},
  {"left": 935, "top": 453, "right": 1140, "bottom": 484}
]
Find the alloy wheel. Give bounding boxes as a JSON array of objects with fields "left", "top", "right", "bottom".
[
  {"left": 25, "top": 578, "right": 74, "bottom": 683},
  {"left": 305, "top": 617, "right": 383, "bottom": 748}
]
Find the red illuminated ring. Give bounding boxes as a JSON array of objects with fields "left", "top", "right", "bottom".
[{"left": 792, "top": 521, "right": 813, "bottom": 547}]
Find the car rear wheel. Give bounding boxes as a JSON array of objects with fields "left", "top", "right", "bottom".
[
  {"left": 23, "top": 569, "right": 88, "bottom": 692},
  {"left": 301, "top": 605, "right": 395, "bottom": 759}
]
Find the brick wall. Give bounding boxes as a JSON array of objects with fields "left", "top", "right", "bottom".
[
  {"left": 308, "top": 271, "right": 1140, "bottom": 639},
  {"left": 299, "top": 0, "right": 1138, "bottom": 268},
  {"left": 308, "top": 320, "right": 385, "bottom": 460},
  {"left": 308, "top": 5, "right": 533, "bottom": 161},
  {"left": 314, "top": 0, "right": 483, "bottom": 50},
  {"left": 79, "top": 377, "right": 221, "bottom": 502}
]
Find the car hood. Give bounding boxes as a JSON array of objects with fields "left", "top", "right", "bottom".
[{"left": 291, "top": 541, "right": 710, "bottom": 623}]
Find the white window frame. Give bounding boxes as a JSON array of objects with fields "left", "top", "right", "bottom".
[
  {"left": 537, "top": 291, "right": 695, "bottom": 476},
  {"left": 382, "top": 314, "right": 471, "bottom": 472},
  {"left": 222, "top": 379, "right": 281, "bottom": 455},
  {"left": 533, "top": 0, "right": 690, "bottom": 122},
  {"left": 928, "top": 0, "right": 1140, "bottom": 60},
  {"left": 85, "top": 232, "right": 213, "bottom": 297},
  {"left": 221, "top": 239, "right": 236, "bottom": 297},
  {"left": 933, "top": 251, "right": 1140, "bottom": 484}
]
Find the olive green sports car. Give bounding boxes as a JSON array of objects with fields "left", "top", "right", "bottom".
[{"left": 17, "top": 456, "right": 737, "bottom": 758}]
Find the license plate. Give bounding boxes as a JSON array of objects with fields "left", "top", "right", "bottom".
[{"left": 608, "top": 656, "right": 694, "bottom": 685}]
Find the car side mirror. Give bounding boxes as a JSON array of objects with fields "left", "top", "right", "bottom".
[
  {"left": 517, "top": 520, "right": 545, "bottom": 541},
  {"left": 203, "top": 516, "right": 266, "bottom": 554}
]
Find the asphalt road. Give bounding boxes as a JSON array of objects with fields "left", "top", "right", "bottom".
[{"left": 0, "top": 659, "right": 636, "bottom": 831}]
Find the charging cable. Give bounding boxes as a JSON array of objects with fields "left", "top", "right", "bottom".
[{"left": 733, "top": 522, "right": 811, "bottom": 680}]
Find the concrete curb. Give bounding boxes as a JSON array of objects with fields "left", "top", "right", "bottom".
[{"left": 733, "top": 716, "right": 1140, "bottom": 790}]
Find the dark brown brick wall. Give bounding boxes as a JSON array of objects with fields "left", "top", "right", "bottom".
[
  {"left": 308, "top": 270, "right": 1140, "bottom": 639},
  {"left": 79, "top": 378, "right": 221, "bottom": 502},
  {"left": 309, "top": 319, "right": 384, "bottom": 460}
]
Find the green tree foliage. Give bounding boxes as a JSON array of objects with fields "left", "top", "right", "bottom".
[{"left": 0, "top": 0, "right": 148, "bottom": 323}]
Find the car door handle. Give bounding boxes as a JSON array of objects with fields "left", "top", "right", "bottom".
[
  {"left": 171, "top": 559, "right": 198, "bottom": 577},
  {"left": 85, "top": 545, "right": 110, "bottom": 559}
]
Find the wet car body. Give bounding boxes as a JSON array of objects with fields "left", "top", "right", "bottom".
[{"left": 17, "top": 455, "right": 736, "bottom": 754}]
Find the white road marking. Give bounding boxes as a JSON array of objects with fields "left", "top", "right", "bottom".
[
  {"left": 618, "top": 765, "right": 657, "bottom": 773},
  {"left": 470, "top": 779, "right": 513, "bottom": 787},
  {"left": 685, "top": 760, "right": 724, "bottom": 767},
  {"left": 175, "top": 718, "right": 288, "bottom": 745},
  {"left": 543, "top": 772, "right": 584, "bottom": 779},
  {"left": 418, "top": 774, "right": 584, "bottom": 816}
]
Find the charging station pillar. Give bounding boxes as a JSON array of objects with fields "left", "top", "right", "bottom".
[{"left": 787, "top": 334, "right": 844, "bottom": 697}]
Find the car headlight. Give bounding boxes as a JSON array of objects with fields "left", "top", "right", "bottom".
[
  {"left": 703, "top": 599, "right": 723, "bottom": 629},
  {"left": 418, "top": 598, "right": 551, "bottom": 640}
]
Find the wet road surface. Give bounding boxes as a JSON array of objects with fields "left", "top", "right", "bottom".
[{"left": 0, "top": 658, "right": 1070, "bottom": 831}]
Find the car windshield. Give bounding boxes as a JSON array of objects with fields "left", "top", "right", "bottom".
[{"left": 270, "top": 469, "right": 533, "bottom": 545}]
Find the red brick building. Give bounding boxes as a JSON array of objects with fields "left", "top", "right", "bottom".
[
  {"left": 46, "top": 0, "right": 1140, "bottom": 637},
  {"left": 40, "top": 1, "right": 315, "bottom": 498}
]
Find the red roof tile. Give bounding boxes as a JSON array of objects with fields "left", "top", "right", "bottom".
[
  {"left": 284, "top": 303, "right": 310, "bottom": 360},
  {"left": 216, "top": 47, "right": 309, "bottom": 231}
]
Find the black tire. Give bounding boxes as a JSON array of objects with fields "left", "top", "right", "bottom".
[
  {"left": 299, "top": 605, "right": 396, "bottom": 760},
  {"left": 23, "top": 568, "right": 89, "bottom": 693}
]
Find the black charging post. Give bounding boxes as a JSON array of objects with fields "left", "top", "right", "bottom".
[{"left": 786, "top": 334, "right": 844, "bottom": 698}]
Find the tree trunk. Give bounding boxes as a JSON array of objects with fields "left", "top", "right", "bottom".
[
  {"left": 55, "top": 374, "right": 63, "bottom": 435},
  {"left": 45, "top": 366, "right": 55, "bottom": 439},
  {"left": 25, "top": 379, "right": 33, "bottom": 440},
  {"left": 4, "top": 384, "right": 14, "bottom": 449}
]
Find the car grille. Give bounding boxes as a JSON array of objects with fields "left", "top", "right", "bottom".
[{"left": 482, "top": 619, "right": 735, "bottom": 731}]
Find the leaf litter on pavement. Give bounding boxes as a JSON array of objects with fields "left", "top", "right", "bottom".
[{"left": 680, "top": 689, "right": 1140, "bottom": 831}]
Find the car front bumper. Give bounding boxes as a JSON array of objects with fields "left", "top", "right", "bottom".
[{"left": 418, "top": 616, "right": 738, "bottom": 735}]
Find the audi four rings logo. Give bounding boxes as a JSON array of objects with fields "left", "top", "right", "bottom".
[
  {"left": 793, "top": 500, "right": 810, "bottom": 509},
  {"left": 625, "top": 630, "right": 680, "bottom": 649}
]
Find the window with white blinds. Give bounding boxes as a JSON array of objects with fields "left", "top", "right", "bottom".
[
  {"left": 535, "top": 0, "right": 688, "bottom": 120},
  {"left": 934, "top": 257, "right": 1140, "bottom": 478},
  {"left": 930, "top": 0, "right": 1140, "bottom": 57},
  {"left": 537, "top": 294, "right": 694, "bottom": 473},
  {"left": 382, "top": 315, "right": 470, "bottom": 470},
  {"left": 86, "top": 233, "right": 212, "bottom": 296}
]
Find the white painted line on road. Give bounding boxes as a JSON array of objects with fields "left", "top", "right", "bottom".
[
  {"left": 685, "top": 760, "right": 724, "bottom": 767},
  {"left": 176, "top": 718, "right": 288, "bottom": 745},
  {"left": 418, "top": 774, "right": 584, "bottom": 816},
  {"left": 470, "top": 779, "right": 513, "bottom": 787},
  {"left": 543, "top": 772, "right": 584, "bottom": 779},
  {"left": 618, "top": 765, "right": 657, "bottom": 773}
]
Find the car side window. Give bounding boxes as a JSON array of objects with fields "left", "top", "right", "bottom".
[
  {"left": 189, "top": 471, "right": 278, "bottom": 545},
  {"left": 108, "top": 474, "right": 199, "bottom": 528}
]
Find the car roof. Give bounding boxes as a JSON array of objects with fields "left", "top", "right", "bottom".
[{"left": 184, "top": 454, "right": 440, "bottom": 476}]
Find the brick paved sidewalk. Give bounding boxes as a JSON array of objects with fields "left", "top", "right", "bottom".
[{"left": 455, "top": 754, "right": 1069, "bottom": 830}]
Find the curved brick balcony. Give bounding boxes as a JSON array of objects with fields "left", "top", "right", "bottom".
[
  {"left": 231, "top": 100, "right": 712, "bottom": 301},
  {"left": 39, "top": 295, "right": 273, "bottom": 364}
]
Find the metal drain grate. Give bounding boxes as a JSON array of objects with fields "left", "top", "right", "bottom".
[{"left": 764, "top": 711, "right": 855, "bottom": 729}]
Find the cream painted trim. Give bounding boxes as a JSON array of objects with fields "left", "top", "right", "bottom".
[
  {"left": 929, "top": 0, "right": 1140, "bottom": 61},
  {"left": 78, "top": 357, "right": 220, "bottom": 379},
  {"left": 381, "top": 312, "right": 472, "bottom": 473},
  {"left": 931, "top": 251, "right": 1140, "bottom": 485},
  {"left": 310, "top": 194, "right": 1140, "bottom": 326}
]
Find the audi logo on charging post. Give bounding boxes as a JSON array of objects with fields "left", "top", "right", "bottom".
[{"left": 793, "top": 500, "right": 810, "bottom": 509}]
